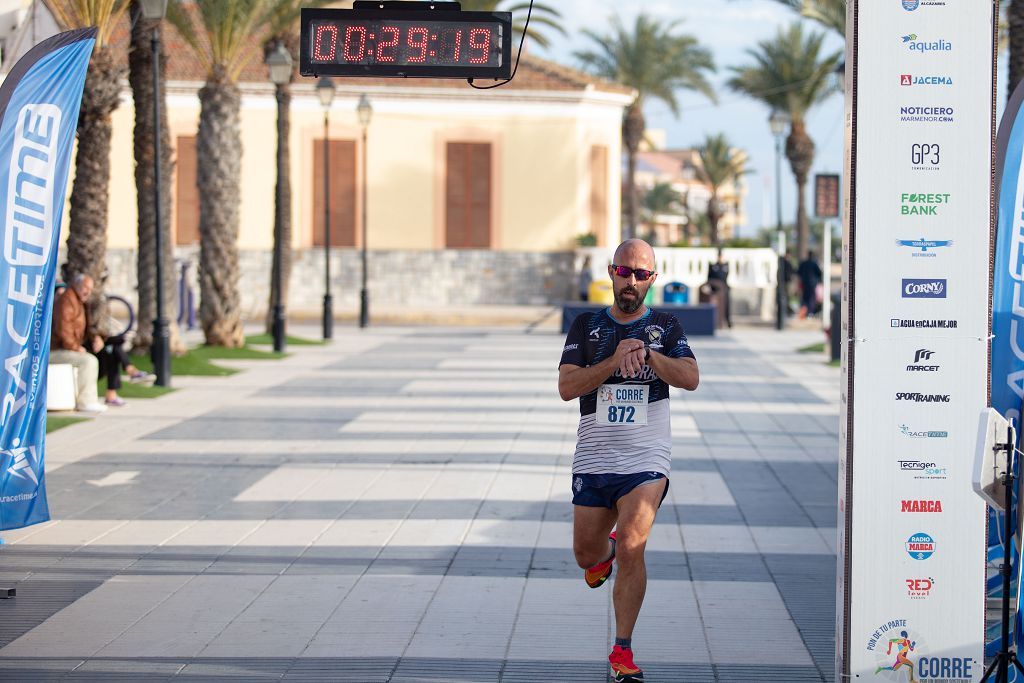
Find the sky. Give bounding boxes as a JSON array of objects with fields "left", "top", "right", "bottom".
[{"left": 535, "top": 0, "right": 846, "bottom": 238}]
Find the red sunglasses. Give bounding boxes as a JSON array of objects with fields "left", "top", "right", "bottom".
[{"left": 610, "top": 264, "right": 655, "bottom": 281}]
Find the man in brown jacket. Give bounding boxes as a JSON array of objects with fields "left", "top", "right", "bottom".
[{"left": 50, "top": 274, "right": 105, "bottom": 413}]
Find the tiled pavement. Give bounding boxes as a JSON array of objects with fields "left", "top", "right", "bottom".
[{"left": 0, "top": 321, "right": 839, "bottom": 682}]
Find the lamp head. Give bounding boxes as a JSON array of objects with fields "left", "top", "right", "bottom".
[
  {"left": 316, "top": 76, "right": 336, "bottom": 109},
  {"left": 768, "top": 109, "right": 791, "bottom": 137},
  {"left": 357, "top": 93, "right": 373, "bottom": 126},
  {"left": 266, "top": 43, "right": 293, "bottom": 86},
  {"left": 139, "top": 0, "right": 167, "bottom": 21}
]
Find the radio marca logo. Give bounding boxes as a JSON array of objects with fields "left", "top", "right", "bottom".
[
  {"left": 906, "top": 532, "right": 934, "bottom": 560},
  {"left": 867, "top": 619, "right": 974, "bottom": 682}
]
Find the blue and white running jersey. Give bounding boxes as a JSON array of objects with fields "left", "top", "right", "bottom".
[{"left": 559, "top": 308, "right": 696, "bottom": 476}]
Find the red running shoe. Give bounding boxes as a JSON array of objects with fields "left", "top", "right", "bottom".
[
  {"left": 609, "top": 645, "right": 644, "bottom": 682},
  {"left": 583, "top": 531, "right": 617, "bottom": 588}
]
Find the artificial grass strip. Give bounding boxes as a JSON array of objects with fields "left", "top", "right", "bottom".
[
  {"left": 798, "top": 342, "right": 825, "bottom": 353},
  {"left": 46, "top": 416, "right": 88, "bottom": 433},
  {"left": 245, "top": 333, "right": 324, "bottom": 346},
  {"left": 97, "top": 379, "right": 175, "bottom": 398}
]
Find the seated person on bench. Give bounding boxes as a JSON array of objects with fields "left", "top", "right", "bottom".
[{"left": 50, "top": 274, "right": 106, "bottom": 413}]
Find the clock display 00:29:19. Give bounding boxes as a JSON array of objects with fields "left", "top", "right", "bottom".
[{"left": 310, "top": 20, "right": 501, "bottom": 68}]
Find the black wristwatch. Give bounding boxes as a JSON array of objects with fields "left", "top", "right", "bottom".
[{"left": 643, "top": 345, "right": 650, "bottom": 361}]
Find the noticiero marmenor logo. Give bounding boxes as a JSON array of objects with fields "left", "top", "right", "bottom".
[
  {"left": 867, "top": 619, "right": 974, "bottom": 682},
  {"left": 900, "top": 106, "right": 954, "bottom": 123}
]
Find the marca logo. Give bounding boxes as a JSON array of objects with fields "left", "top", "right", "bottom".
[
  {"left": 900, "top": 106, "right": 954, "bottom": 123},
  {"left": 902, "top": 278, "right": 946, "bottom": 298},
  {"left": 906, "top": 577, "right": 934, "bottom": 599},
  {"left": 900, "top": 74, "right": 953, "bottom": 86},
  {"left": 867, "top": 619, "right": 974, "bottom": 682},
  {"left": 900, "top": 193, "right": 949, "bottom": 215},
  {"left": 895, "top": 238, "right": 953, "bottom": 258},
  {"left": 906, "top": 532, "right": 935, "bottom": 560},
  {"left": 895, "top": 392, "right": 950, "bottom": 402},
  {"left": 891, "top": 318, "right": 957, "bottom": 328},
  {"left": 910, "top": 142, "right": 940, "bottom": 171},
  {"left": 907, "top": 348, "right": 939, "bottom": 371},
  {"left": 901, "top": 499, "right": 942, "bottom": 513},
  {"left": 898, "top": 460, "right": 949, "bottom": 480},
  {"left": 902, "top": 35, "right": 953, "bottom": 52}
]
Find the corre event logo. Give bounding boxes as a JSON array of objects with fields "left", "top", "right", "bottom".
[{"left": 867, "top": 619, "right": 974, "bottom": 682}]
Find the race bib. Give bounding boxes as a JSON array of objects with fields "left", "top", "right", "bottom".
[{"left": 596, "top": 384, "right": 649, "bottom": 425}]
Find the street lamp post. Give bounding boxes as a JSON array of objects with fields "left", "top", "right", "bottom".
[
  {"left": 769, "top": 108, "right": 791, "bottom": 332},
  {"left": 316, "top": 76, "right": 336, "bottom": 340},
  {"left": 140, "top": 0, "right": 170, "bottom": 385},
  {"left": 266, "top": 43, "right": 292, "bottom": 353},
  {"left": 357, "top": 94, "right": 372, "bottom": 329}
]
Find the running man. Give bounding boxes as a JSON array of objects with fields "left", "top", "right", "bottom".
[
  {"left": 558, "top": 239, "right": 700, "bottom": 682},
  {"left": 875, "top": 630, "right": 916, "bottom": 681}
]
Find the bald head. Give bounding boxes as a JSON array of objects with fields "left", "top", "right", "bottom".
[{"left": 612, "top": 239, "right": 655, "bottom": 269}]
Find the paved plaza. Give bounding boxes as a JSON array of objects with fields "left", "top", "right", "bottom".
[{"left": 0, "top": 320, "right": 839, "bottom": 682}]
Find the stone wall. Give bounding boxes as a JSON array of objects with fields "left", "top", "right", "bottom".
[{"left": 92, "top": 248, "right": 577, "bottom": 320}]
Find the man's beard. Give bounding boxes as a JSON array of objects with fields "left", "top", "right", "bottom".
[{"left": 615, "top": 285, "right": 643, "bottom": 313}]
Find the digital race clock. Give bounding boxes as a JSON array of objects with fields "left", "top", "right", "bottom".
[{"left": 299, "top": 3, "right": 512, "bottom": 80}]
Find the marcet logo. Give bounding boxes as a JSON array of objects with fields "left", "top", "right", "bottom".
[
  {"left": 900, "top": 193, "right": 950, "bottom": 215},
  {"left": 907, "top": 348, "right": 939, "bottom": 372},
  {"left": 906, "top": 533, "right": 935, "bottom": 560},
  {"left": 900, "top": 74, "right": 953, "bottom": 86},
  {"left": 902, "top": 278, "right": 946, "bottom": 298},
  {"left": 900, "top": 106, "right": 954, "bottom": 124},
  {"left": 899, "top": 425, "right": 948, "bottom": 439},
  {"left": 901, "top": 499, "right": 943, "bottom": 513},
  {"left": 902, "top": 35, "right": 953, "bottom": 52},
  {"left": 895, "top": 238, "right": 953, "bottom": 258}
]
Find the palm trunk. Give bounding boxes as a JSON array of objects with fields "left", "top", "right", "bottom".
[
  {"left": 622, "top": 103, "right": 645, "bottom": 242},
  {"left": 266, "top": 80, "right": 293, "bottom": 334},
  {"left": 129, "top": 5, "right": 184, "bottom": 354},
  {"left": 707, "top": 191, "right": 722, "bottom": 247},
  {"left": 1011, "top": 0, "right": 1024, "bottom": 98},
  {"left": 66, "top": 46, "right": 121, "bottom": 299},
  {"left": 197, "top": 68, "right": 244, "bottom": 348},
  {"left": 785, "top": 120, "right": 816, "bottom": 259}
]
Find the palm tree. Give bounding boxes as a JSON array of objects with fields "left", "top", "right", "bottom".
[
  {"left": 169, "top": 0, "right": 271, "bottom": 347},
  {"left": 728, "top": 22, "right": 841, "bottom": 257},
  {"left": 456, "top": 1, "right": 566, "bottom": 49},
  {"left": 128, "top": 1, "right": 185, "bottom": 355},
  {"left": 50, "top": 0, "right": 130, "bottom": 318},
  {"left": 698, "top": 134, "right": 749, "bottom": 246},
  {"left": 575, "top": 14, "right": 716, "bottom": 240},
  {"left": 767, "top": 0, "right": 845, "bottom": 37}
]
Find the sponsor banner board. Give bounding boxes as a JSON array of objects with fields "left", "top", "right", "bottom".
[{"left": 837, "top": 1, "right": 993, "bottom": 680}]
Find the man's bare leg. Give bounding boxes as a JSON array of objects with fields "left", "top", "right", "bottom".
[
  {"left": 573, "top": 504, "right": 618, "bottom": 569},
  {"left": 612, "top": 479, "right": 667, "bottom": 639}
]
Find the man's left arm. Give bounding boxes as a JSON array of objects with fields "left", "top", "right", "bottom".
[{"left": 647, "top": 350, "right": 699, "bottom": 390}]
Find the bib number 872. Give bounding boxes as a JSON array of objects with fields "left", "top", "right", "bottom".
[{"left": 607, "top": 406, "right": 636, "bottom": 423}]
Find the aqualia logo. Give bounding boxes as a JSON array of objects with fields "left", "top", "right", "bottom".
[{"left": 902, "top": 35, "right": 953, "bottom": 52}]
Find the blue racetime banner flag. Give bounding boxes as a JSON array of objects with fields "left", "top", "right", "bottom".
[{"left": 0, "top": 28, "right": 95, "bottom": 532}]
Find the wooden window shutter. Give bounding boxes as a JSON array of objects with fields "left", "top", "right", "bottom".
[
  {"left": 590, "top": 145, "right": 608, "bottom": 239},
  {"left": 174, "top": 135, "right": 199, "bottom": 246},
  {"left": 312, "top": 139, "right": 356, "bottom": 247},
  {"left": 446, "top": 142, "right": 491, "bottom": 249}
]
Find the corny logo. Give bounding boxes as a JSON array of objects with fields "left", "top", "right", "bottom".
[
  {"left": 867, "top": 619, "right": 974, "bottom": 682},
  {"left": 902, "top": 279, "right": 946, "bottom": 298},
  {"left": 895, "top": 238, "right": 952, "bottom": 257},
  {"left": 906, "top": 533, "right": 935, "bottom": 560}
]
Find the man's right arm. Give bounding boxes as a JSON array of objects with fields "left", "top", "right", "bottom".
[{"left": 558, "top": 339, "right": 645, "bottom": 401}]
